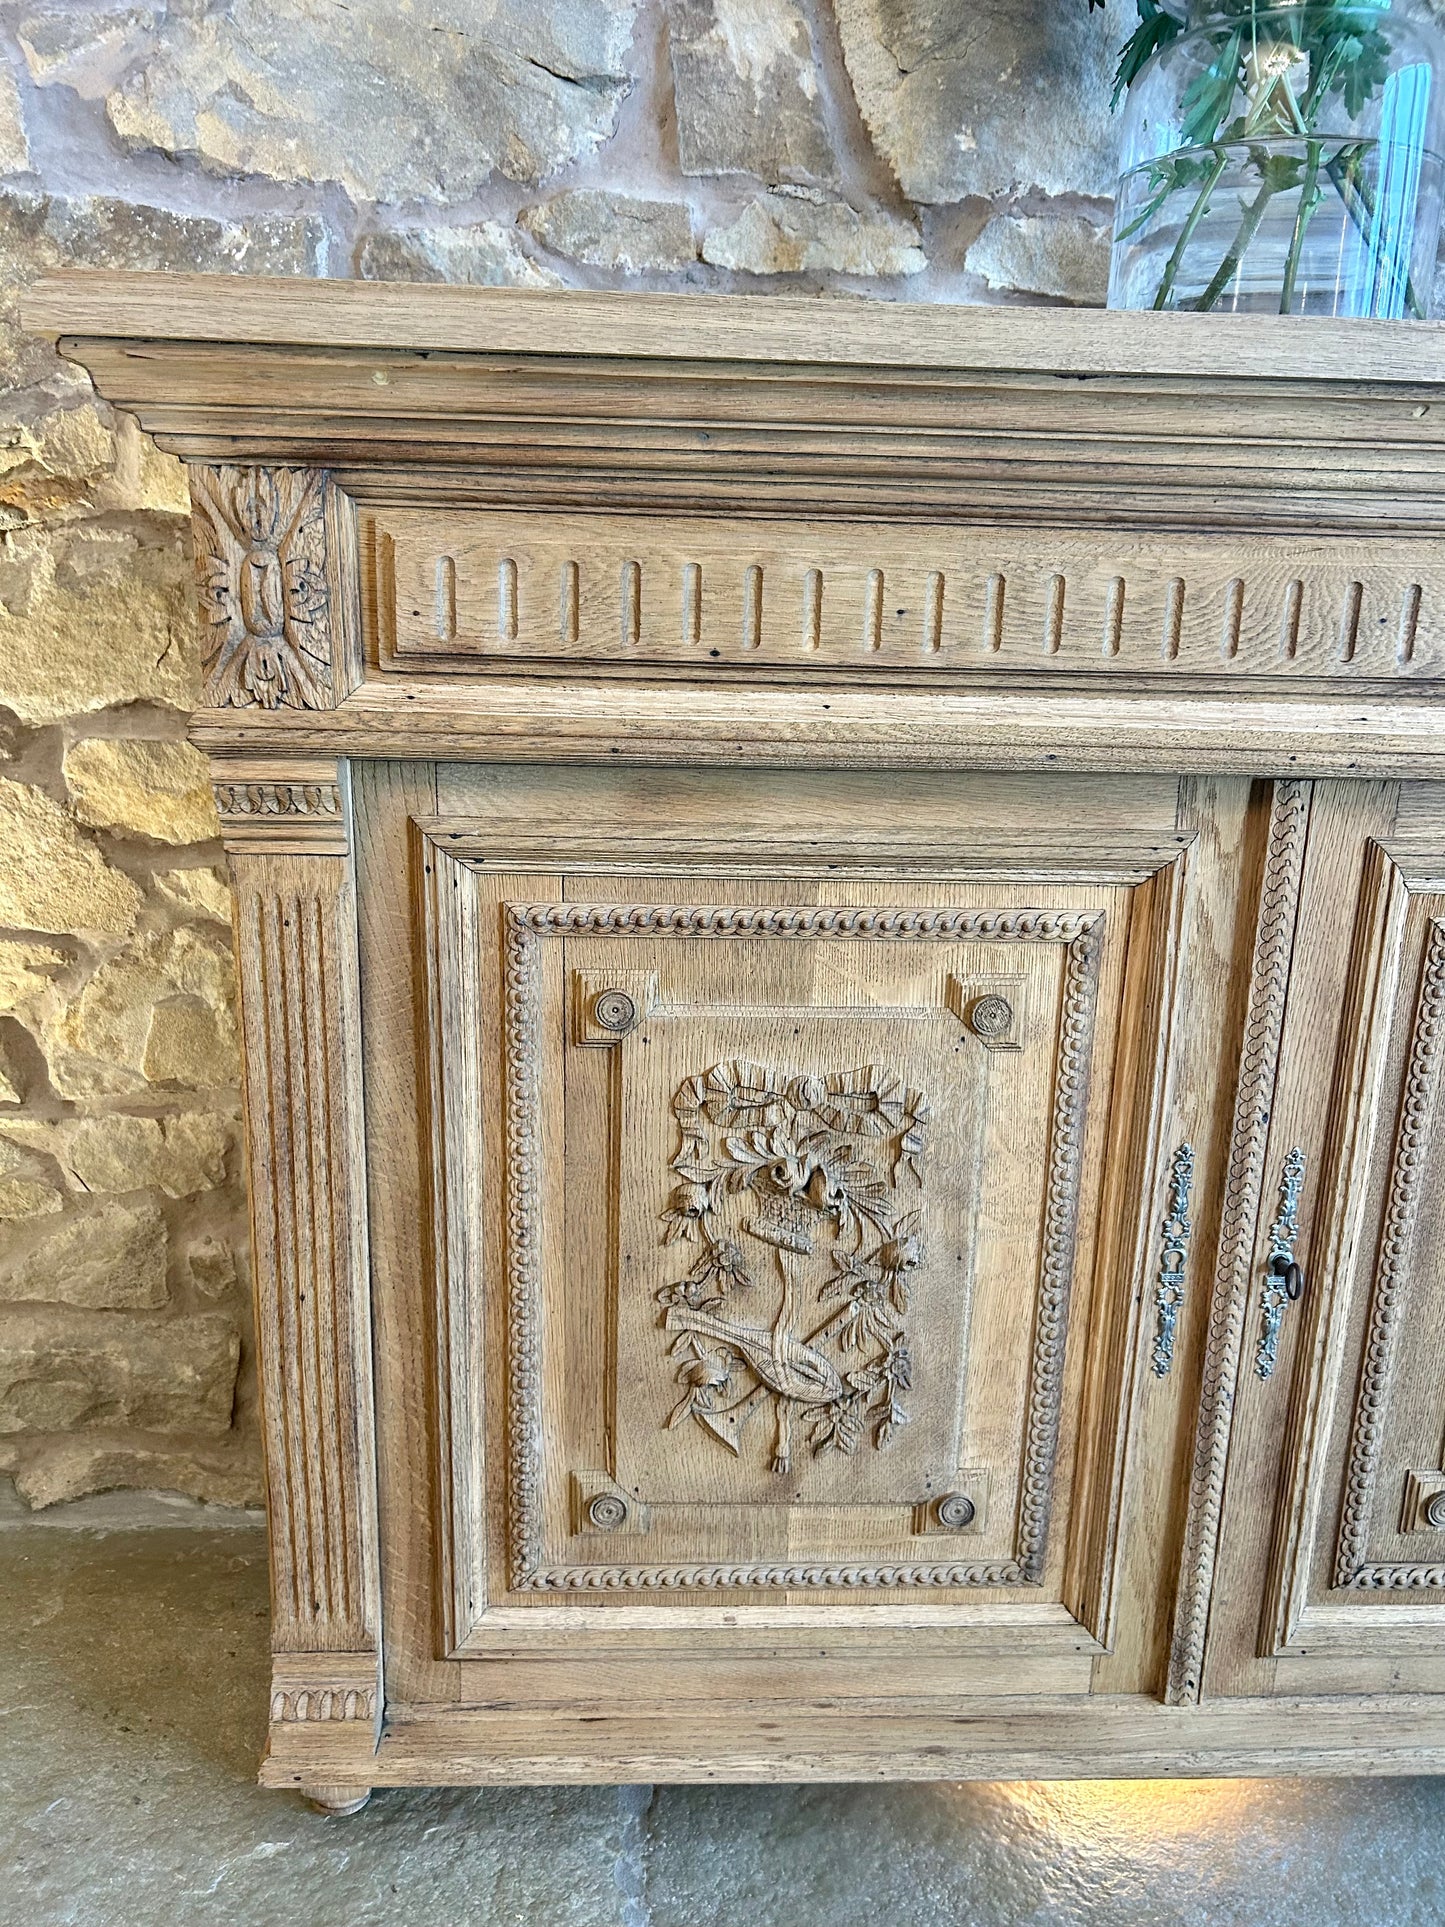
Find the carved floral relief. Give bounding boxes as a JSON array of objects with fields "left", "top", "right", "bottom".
[
  {"left": 190, "top": 465, "right": 333, "bottom": 709},
  {"left": 658, "top": 1059, "right": 929, "bottom": 1477}
]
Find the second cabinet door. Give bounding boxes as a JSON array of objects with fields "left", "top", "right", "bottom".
[
  {"left": 377, "top": 764, "right": 1261, "bottom": 1717},
  {"left": 1202, "top": 779, "right": 1445, "bottom": 1699}
]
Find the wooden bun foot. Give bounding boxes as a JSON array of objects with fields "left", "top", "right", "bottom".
[{"left": 300, "top": 1783, "right": 372, "bottom": 1816}]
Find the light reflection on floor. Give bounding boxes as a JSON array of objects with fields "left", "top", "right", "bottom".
[{"left": 986, "top": 1774, "right": 1258, "bottom": 1847}]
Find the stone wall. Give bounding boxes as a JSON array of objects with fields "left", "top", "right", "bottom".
[{"left": 0, "top": 0, "right": 1138, "bottom": 1508}]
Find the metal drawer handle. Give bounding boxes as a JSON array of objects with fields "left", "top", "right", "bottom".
[{"left": 1256, "top": 1147, "right": 1306, "bottom": 1380}]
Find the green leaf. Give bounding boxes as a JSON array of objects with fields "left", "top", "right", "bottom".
[
  {"left": 1112, "top": 0, "right": 1185, "bottom": 110},
  {"left": 1179, "top": 29, "right": 1245, "bottom": 147}
]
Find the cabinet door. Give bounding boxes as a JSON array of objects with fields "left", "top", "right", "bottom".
[
  {"left": 1205, "top": 781, "right": 1445, "bottom": 1697},
  {"left": 366, "top": 766, "right": 1253, "bottom": 1717}
]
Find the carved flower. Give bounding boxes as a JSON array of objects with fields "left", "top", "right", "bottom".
[
  {"left": 666, "top": 1337, "right": 735, "bottom": 1427},
  {"left": 724, "top": 1126, "right": 808, "bottom": 1196},
  {"left": 723, "top": 1129, "right": 890, "bottom": 1239},
  {"left": 660, "top": 1175, "right": 721, "bottom": 1244},
  {"left": 657, "top": 1238, "right": 753, "bottom": 1310},
  {"left": 707, "top": 1239, "right": 751, "bottom": 1294},
  {"left": 879, "top": 1230, "right": 922, "bottom": 1277},
  {"left": 808, "top": 1392, "right": 866, "bottom": 1457},
  {"left": 820, "top": 1257, "right": 903, "bottom": 1351}
]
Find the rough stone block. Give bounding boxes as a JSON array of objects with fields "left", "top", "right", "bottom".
[
  {"left": 90, "top": 0, "right": 641, "bottom": 201},
  {"left": 355, "top": 223, "right": 563, "bottom": 289},
  {"left": 0, "top": 1307, "right": 238, "bottom": 1432},
  {"left": 0, "top": 939, "right": 68, "bottom": 1027},
  {"left": 64, "top": 737, "right": 217, "bottom": 846},
  {"left": 8, "top": 1436, "right": 263, "bottom": 1507},
  {"left": 150, "top": 866, "right": 233, "bottom": 926},
  {"left": 17, "top": 7, "right": 162, "bottom": 87},
  {"left": 0, "top": 778, "right": 143, "bottom": 937},
  {"left": 73, "top": 1111, "right": 232, "bottom": 1197},
  {"left": 702, "top": 190, "right": 925, "bottom": 276},
  {"left": 141, "top": 1000, "right": 235, "bottom": 1089},
  {"left": 0, "top": 1175, "right": 62, "bottom": 1221},
  {"left": 0, "top": 520, "right": 198, "bottom": 725},
  {"left": 2, "top": 1111, "right": 233, "bottom": 1198},
  {"left": 0, "top": 1195, "right": 168, "bottom": 1308},
  {"left": 967, "top": 213, "right": 1111, "bottom": 303},
  {"left": 46, "top": 926, "right": 237, "bottom": 1099},
  {"left": 182, "top": 1235, "right": 239, "bottom": 1301},
  {"left": 0, "top": 399, "right": 116, "bottom": 529},
  {"left": 836, "top": 0, "right": 1130, "bottom": 203},
  {"left": 0, "top": 61, "right": 29, "bottom": 174},
  {"left": 521, "top": 191, "right": 696, "bottom": 273},
  {"left": 669, "top": 0, "right": 837, "bottom": 185}
]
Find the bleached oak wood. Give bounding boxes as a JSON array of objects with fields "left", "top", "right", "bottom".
[
  {"left": 259, "top": 1693, "right": 1445, "bottom": 1788},
  {"left": 24, "top": 270, "right": 1445, "bottom": 378},
  {"left": 227, "top": 795, "right": 382, "bottom": 1775},
  {"left": 36, "top": 274, "right": 1445, "bottom": 1785},
  {"left": 187, "top": 680, "right": 1445, "bottom": 780}
]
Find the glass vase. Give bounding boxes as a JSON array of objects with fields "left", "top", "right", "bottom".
[{"left": 1108, "top": 0, "right": 1445, "bottom": 317}]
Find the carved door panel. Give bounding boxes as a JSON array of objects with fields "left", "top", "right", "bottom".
[
  {"left": 1204, "top": 782, "right": 1445, "bottom": 1696},
  {"left": 387, "top": 766, "right": 1252, "bottom": 1712}
]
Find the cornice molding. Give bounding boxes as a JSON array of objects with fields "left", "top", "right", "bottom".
[{"left": 26, "top": 274, "right": 1445, "bottom": 530}]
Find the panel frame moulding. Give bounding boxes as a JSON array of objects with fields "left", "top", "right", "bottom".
[
  {"left": 415, "top": 807, "right": 1198, "bottom": 1661},
  {"left": 1262, "top": 846, "right": 1445, "bottom": 1661}
]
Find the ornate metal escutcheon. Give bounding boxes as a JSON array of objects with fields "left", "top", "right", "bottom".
[
  {"left": 1150, "top": 1143, "right": 1195, "bottom": 1378},
  {"left": 1256, "top": 1146, "right": 1306, "bottom": 1381}
]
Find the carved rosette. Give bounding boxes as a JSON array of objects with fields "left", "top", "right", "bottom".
[{"left": 190, "top": 464, "right": 334, "bottom": 710}]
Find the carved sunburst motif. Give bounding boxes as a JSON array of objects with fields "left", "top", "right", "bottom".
[
  {"left": 658, "top": 1059, "right": 929, "bottom": 1476},
  {"left": 191, "top": 465, "right": 332, "bottom": 709}
]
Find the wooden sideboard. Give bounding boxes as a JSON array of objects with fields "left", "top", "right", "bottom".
[{"left": 28, "top": 273, "right": 1445, "bottom": 1806}]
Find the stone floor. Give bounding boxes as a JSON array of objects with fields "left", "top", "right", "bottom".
[{"left": 5, "top": 1493, "right": 1445, "bottom": 1927}]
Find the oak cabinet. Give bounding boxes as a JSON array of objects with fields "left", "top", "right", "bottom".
[{"left": 30, "top": 273, "right": 1445, "bottom": 1793}]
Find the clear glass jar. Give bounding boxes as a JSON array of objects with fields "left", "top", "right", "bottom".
[{"left": 1108, "top": 0, "right": 1445, "bottom": 316}]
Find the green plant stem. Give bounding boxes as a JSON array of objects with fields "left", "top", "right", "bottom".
[
  {"left": 1153, "top": 149, "right": 1229, "bottom": 309},
  {"left": 1279, "top": 137, "right": 1323, "bottom": 313},
  {"left": 1274, "top": 80, "right": 1426, "bottom": 321},
  {"left": 1194, "top": 175, "right": 1278, "bottom": 311}
]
